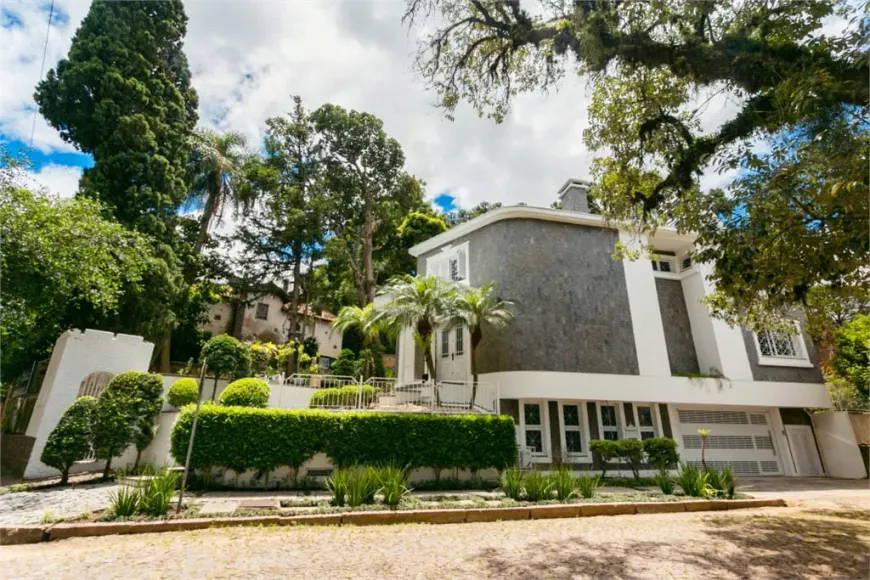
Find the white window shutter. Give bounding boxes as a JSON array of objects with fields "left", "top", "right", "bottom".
[{"left": 457, "top": 249, "right": 467, "bottom": 280}]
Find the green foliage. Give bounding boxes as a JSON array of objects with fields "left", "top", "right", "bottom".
[
  {"left": 331, "top": 304, "right": 384, "bottom": 377},
  {"left": 308, "top": 385, "right": 378, "bottom": 408},
  {"left": 705, "top": 465, "right": 737, "bottom": 499},
  {"left": 654, "top": 468, "right": 675, "bottom": 495},
  {"left": 201, "top": 335, "right": 251, "bottom": 395},
  {"left": 219, "top": 378, "right": 270, "bottom": 408},
  {"left": 109, "top": 486, "right": 141, "bottom": 518},
  {"left": 550, "top": 466, "right": 576, "bottom": 501},
  {"left": 375, "top": 465, "right": 412, "bottom": 508},
  {"left": 643, "top": 438, "right": 680, "bottom": 472},
  {"left": 500, "top": 468, "right": 525, "bottom": 501},
  {"left": 34, "top": 0, "right": 198, "bottom": 237},
  {"left": 139, "top": 466, "right": 181, "bottom": 516},
  {"left": 522, "top": 470, "right": 554, "bottom": 502},
  {"left": 0, "top": 187, "right": 154, "bottom": 379},
  {"left": 444, "top": 201, "right": 503, "bottom": 227},
  {"left": 676, "top": 464, "right": 713, "bottom": 498},
  {"left": 832, "top": 314, "right": 869, "bottom": 404},
  {"left": 589, "top": 439, "right": 619, "bottom": 477},
  {"left": 575, "top": 474, "right": 600, "bottom": 499},
  {"left": 170, "top": 406, "right": 517, "bottom": 474},
  {"left": 167, "top": 378, "right": 200, "bottom": 407},
  {"left": 329, "top": 349, "right": 358, "bottom": 376},
  {"left": 614, "top": 439, "right": 645, "bottom": 479},
  {"left": 40, "top": 397, "right": 98, "bottom": 484},
  {"left": 336, "top": 466, "right": 379, "bottom": 507},
  {"left": 326, "top": 468, "right": 348, "bottom": 507},
  {"left": 93, "top": 371, "right": 164, "bottom": 474}
]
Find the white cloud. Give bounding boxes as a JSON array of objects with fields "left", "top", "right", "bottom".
[{"left": 20, "top": 163, "right": 82, "bottom": 198}]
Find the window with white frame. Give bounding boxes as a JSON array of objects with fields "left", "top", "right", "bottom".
[
  {"left": 636, "top": 405, "right": 656, "bottom": 440},
  {"left": 561, "top": 403, "right": 585, "bottom": 455},
  {"left": 454, "top": 328, "right": 464, "bottom": 355},
  {"left": 427, "top": 243, "right": 469, "bottom": 283},
  {"left": 600, "top": 405, "right": 619, "bottom": 440},
  {"left": 753, "top": 322, "right": 812, "bottom": 367},
  {"left": 440, "top": 330, "right": 450, "bottom": 357},
  {"left": 522, "top": 402, "right": 546, "bottom": 456}
]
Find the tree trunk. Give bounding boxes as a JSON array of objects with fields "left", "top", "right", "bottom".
[
  {"left": 211, "top": 376, "right": 219, "bottom": 401},
  {"left": 469, "top": 326, "right": 482, "bottom": 409},
  {"left": 134, "top": 449, "right": 142, "bottom": 470},
  {"left": 193, "top": 178, "right": 220, "bottom": 254},
  {"left": 422, "top": 336, "right": 440, "bottom": 406},
  {"left": 362, "top": 200, "right": 376, "bottom": 304},
  {"left": 102, "top": 457, "right": 113, "bottom": 480},
  {"left": 60, "top": 468, "right": 69, "bottom": 486},
  {"left": 286, "top": 250, "right": 303, "bottom": 376},
  {"left": 158, "top": 335, "right": 171, "bottom": 373}
]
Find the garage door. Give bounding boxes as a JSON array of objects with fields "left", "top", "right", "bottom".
[{"left": 674, "top": 407, "right": 782, "bottom": 475}]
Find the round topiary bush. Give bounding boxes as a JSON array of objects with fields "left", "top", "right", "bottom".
[
  {"left": 41, "top": 396, "right": 98, "bottom": 485},
  {"left": 167, "top": 378, "right": 199, "bottom": 407},
  {"left": 219, "top": 378, "right": 270, "bottom": 408}
]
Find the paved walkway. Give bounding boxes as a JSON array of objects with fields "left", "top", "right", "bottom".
[{"left": 3, "top": 501, "right": 868, "bottom": 579}]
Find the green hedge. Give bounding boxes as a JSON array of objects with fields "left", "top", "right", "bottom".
[
  {"left": 170, "top": 406, "right": 516, "bottom": 473},
  {"left": 167, "top": 378, "right": 199, "bottom": 407},
  {"left": 308, "top": 386, "right": 378, "bottom": 408}
]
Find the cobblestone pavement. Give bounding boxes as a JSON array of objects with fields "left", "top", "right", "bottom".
[
  {"left": 0, "top": 482, "right": 119, "bottom": 524},
  {"left": 3, "top": 503, "right": 868, "bottom": 579}
]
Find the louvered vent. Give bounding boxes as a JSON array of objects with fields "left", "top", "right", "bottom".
[
  {"left": 687, "top": 460, "right": 761, "bottom": 476},
  {"left": 749, "top": 413, "right": 768, "bottom": 425},
  {"left": 754, "top": 436, "right": 774, "bottom": 450},
  {"left": 760, "top": 461, "right": 779, "bottom": 473},
  {"left": 305, "top": 469, "right": 334, "bottom": 478},
  {"left": 684, "top": 435, "right": 756, "bottom": 450},
  {"left": 678, "top": 410, "right": 749, "bottom": 425}
]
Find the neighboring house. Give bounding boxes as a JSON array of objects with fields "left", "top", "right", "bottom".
[
  {"left": 399, "top": 178, "right": 832, "bottom": 477},
  {"left": 202, "top": 289, "right": 342, "bottom": 367}
]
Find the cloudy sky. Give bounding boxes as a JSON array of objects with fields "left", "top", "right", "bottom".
[{"left": 2, "top": 0, "right": 743, "bottom": 212}]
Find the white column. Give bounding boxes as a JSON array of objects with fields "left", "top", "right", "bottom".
[
  {"left": 619, "top": 231, "right": 671, "bottom": 377},
  {"left": 697, "top": 262, "right": 754, "bottom": 381}
]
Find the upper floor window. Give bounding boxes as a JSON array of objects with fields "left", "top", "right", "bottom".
[
  {"left": 428, "top": 243, "right": 469, "bottom": 283},
  {"left": 752, "top": 322, "right": 813, "bottom": 368},
  {"left": 255, "top": 303, "right": 269, "bottom": 320},
  {"left": 454, "top": 328, "right": 464, "bottom": 355}
]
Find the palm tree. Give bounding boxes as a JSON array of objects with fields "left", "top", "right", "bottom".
[
  {"left": 187, "top": 128, "right": 252, "bottom": 253},
  {"left": 377, "top": 275, "right": 456, "bottom": 404},
  {"left": 444, "top": 283, "right": 514, "bottom": 408},
  {"left": 331, "top": 303, "right": 382, "bottom": 378}
]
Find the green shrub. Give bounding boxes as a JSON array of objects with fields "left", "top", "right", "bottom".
[
  {"left": 329, "top": 349, "right": 358, "bottom": 377},
  {"left": 167, "top": 378, "right": 199, "bottom": 407},
  {"left": 110, "top": 486, "right": 141, "bottom": 518},
  {"left": 501, "top": 468, "right": 525, "bottom": 500},
  {"left": 589, "top": 439, "right": 619, "bottom": 477},
  {"left": 613, "top": 439, "right": 645, "bottom": 480},
  {"left": 219, "top": 378, "right": 270, "bottom": 408},
  {"left": 201, "top": 335, "right": 252, "bottom": 400},
  {"left": 170, "top": 406, "right": 517, "bottom": 476},
  {"left": 375, "top": 465, "right": 412, "bottom": 508},
  {"left": 705, "top": 465, "right": 736, "bottom": 498},
  {"left": 550, "top": 466, "right": 576, "bottom": 501},
  {"left": 93, "top": 371, "right": 164, "bottom": 478},
  {"left": 326, "top": 469, "right": 348, "bottom": 506},
  {"left": 523, "top": 470, "right": 554, "bottom": 502},
  {"left": 342, "top": 466, "right": 378, "bottom": 507},
  {"left": 139, "top": 466, "right": 181, "bottom": 516},
  {"left": 40, "top": 396, "right": 98, "bottom": 484},
  {"left": 654, "top": 468, "right": 674, "bottom": 494},
  {"left": 576, "top": 474, "right": 600, "bottom": 499},
  {"left": 643, "top": 437, "right": 679, "bottom": 471},
  {"left": 676, "top": 464, "right": 713, "bottom": 497},
  {"left": 309, "top": 385, "right": 378, "bottom": 408}
]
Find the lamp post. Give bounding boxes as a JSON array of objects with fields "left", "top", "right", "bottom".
[{"left": 176, "top": 361, "right": 208, "bottom": 514}]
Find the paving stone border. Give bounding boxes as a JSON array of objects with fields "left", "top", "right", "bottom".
[{"left": 0, "top": 498, "right": 786, "bottom": 546}]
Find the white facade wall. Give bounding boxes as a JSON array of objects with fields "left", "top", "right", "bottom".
[
  {"left": 24, "top": 330, "right": 154, "bottom": 479},
  {"left": 307, "top": 318, "right": 342, "bottom": 359}
]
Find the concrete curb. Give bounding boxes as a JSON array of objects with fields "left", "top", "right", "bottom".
[{"left": 0, "top": 498, "right": 787, "bottom": 545}]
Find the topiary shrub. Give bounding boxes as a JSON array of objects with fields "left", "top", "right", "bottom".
[
  {"left": 200, "top": 335, "right": 252, "bottom": 400},
  {"left": 219, "top": 378, "right": 270, "bottom": 408},
  {"left": 309, "top": 385, "right": 378, "bottom": 408},
  {"left": 329, "top": 349, "right": 358, "bottom": 376},
  {"left": 167, "top": 378, "right": 199, "bottom": 407},
  {"left": 590, "top": 439, "right": 619, "bottom": 478},
  {"left": 613, "top": 438, "right": 645, "bottom": 480},
  {"left": 40, "top": 396, "right": 98, "bottom": 484},
  {"left": 93, "top": 371, "right": 164, "bottom": 478},
  {"left": 643, "top": 437, "right": 679, "bottom": 471}
]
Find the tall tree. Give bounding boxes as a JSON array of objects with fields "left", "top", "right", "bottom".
[
  {"left": 312, "top": 104, "right": 423, "bottom": 306},
  {"left": 443, "top": 283, "right": 514, "bottom": 406},
  {"left": 404, "top": 0, "right": 868, "bottom": 324},
  {"left": 35, "top": 0, "right": 198, "bottom": 239},
  {"left": 235, "top": 96, "right": 324, "bottom": 356},
  {"left": 187, "top": 129, "right": 252, "bottom": 253}
]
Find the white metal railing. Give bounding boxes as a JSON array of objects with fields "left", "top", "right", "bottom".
[{"left": 268, "top": 374, "right": 498, "bottom": 414}]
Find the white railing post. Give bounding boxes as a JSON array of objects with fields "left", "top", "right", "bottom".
[{"left": 357, "top": 375, "right": 364, "bottom": 410}]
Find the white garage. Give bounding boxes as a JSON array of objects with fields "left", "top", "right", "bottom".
[{"left": 673, "top": 406, "right": 783, "bottom": 476}]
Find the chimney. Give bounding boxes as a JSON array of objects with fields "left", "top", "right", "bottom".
[{"left": 557, "top": 178, "right": 592, "bottom": 213}]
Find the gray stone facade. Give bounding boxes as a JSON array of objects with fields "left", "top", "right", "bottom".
[
  {"left": 741, "top": 327, "right": 823, "bottom": 383},
  {"left": 655, "top": 279, "right": 700, "bottom": 375},
  {"left": 419, "top": 218, "right": 639, "bottom": 375}
]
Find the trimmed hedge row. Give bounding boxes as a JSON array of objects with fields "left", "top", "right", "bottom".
[
  {"left": 308, "top": 385, "right": 378, "bottom": 408},
  {"left": 170, "top": 406, "right": 517, "bottom": 473}
]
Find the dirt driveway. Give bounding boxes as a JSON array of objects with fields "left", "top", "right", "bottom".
[{"left": 3, "top": 499, "right": 868, "bottom": 579}]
